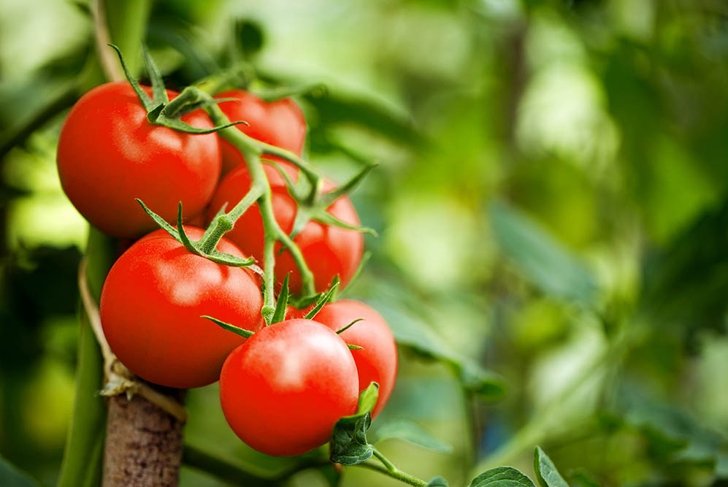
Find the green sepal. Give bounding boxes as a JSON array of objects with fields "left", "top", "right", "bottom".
[
  {"left": 320, "top": 162, "right": 378, "bottom": 206},
  {"left": 337, "top": 318, "right": 363, "bottom": 335},
  {"left": 142, "top": 45, "right": 168, "bottom": 105},
  {"left": 202, "top": 250, "right": 256, "bottom": 268},
  {"left": 468, "top": 467, "right": 535, "bottom": 487},
  {"left": 329, "top": 383, "right": 379, "bottom": 465},
  {"left": 347, "top": 344, "right": 364, "bottom": 351},
  {"left": 201, "top": 315, "right": 254, "bottom": 338},
  {"left": 303, "top": 277, "right": 340, "bottom": 320},
  {"left": 271, "top": 274, "right": 291, "bottom": 324},
  {"left": 108, "top": 44, "right": 154, "bottom": 111},
  {"left": 311, "top": 208, "right": 377, "bottom": 236},
  {"left": 136, "top": 199, "right": 254, "bottom": 268},
  {"left": 136, "top": 199, "right": 180, "bottom": 240}
]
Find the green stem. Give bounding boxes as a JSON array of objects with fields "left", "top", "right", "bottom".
[
  {"left": 354, "top": 449, "right": 428, "bottom": 487},
  {"left": 204, "top": 98, "right": 317, "bottom": 301},
  {"left": 183, "top": 444, "right": 331, "bottom": 485},
  {"left": 57, "top": 229, "right": 115, "bottom": 487}
]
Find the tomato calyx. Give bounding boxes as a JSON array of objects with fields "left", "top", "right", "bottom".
[
  {"left": 330, "top": 382, "right": 379, "bottom": 464},
  {"left": 109, "top": 44, "right": 244, "bottom": 136},
  {"left": 137, "top": 199, "right": 259, "bottom": 269}
]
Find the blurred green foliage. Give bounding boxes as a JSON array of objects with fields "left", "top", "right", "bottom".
[{"left": 1, "top": 0, "right": 728, "bottom": 486}]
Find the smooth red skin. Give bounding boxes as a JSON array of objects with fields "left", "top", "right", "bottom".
[
  {"left": 206, "top": 167, "right": 364, "bottom": 294},
  {"left": 100, "top": 227, "right": 262, "bottom": 388},
  {"left": 314, "top": 300, "right": 398, "bottom": 418},
  {"left": 220, "top": 319, "right": 358, "bottom": 456},
  {"left": 217, "top": 89, "right": 306, "bottom": 176},
  {"left": 57, "top": 82, "right": 221, "bottom": 238}
]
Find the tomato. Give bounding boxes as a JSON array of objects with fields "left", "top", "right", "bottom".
[
  {"left": 217, "top": 89, "right": 306, "bottom": 176},
  {"left": 57, "top": 81, "right": 221, "bottom": 238},
  {"left": 100, "top": 227, "right": 262, "bottom": 388},
  {"left": 206, "top": 166, "right": 364, "bottom": 294},
  {"left": 314, "top": 300, "right": 397, "bottom": 418},
  {"left": 219, "top": 319, "right": 358, "bottom": 456}
]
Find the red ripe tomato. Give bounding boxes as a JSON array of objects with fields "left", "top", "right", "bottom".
[
  {"left": 219, "top": 319, "right": 359, "bottom": 456},
  {"left": 57, "top": 81, "right": 221, "bottom": 238},
  {"left": 216, "top": 89, "right": 306, "bottom": 176},
  {"left": 100, "top": 227, "right": 262, "bottom": 388},
  {"left": 314, "top": 300, "right": 397, "bottom": 418},
  {"left": 206, "top": 166, "right": 364, "bottom": 294}
]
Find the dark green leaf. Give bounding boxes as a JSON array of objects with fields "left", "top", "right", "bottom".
[
  {"left": 329, "top": 383, "right": 379, "bottom": 465},
  {"left": 469, "top": 467, "right": 536, "bottom": 487},
  {"left": 0, "top": 455, "right": 38, "bottom": 487},
  {"left": 370, "top": 296, "right": 505, "bottom": 400},
  {"left": 534, "top": 447, "right": 569, "bottom": 487},
  {"left": 640, "top": 198, "right": 728, "bottom": 345},
  {"left": 489, "top": 201, "right": 598, "bottom": 305},
  {"left": 373, "top": 420, "right": 452, "bottom": 453}
]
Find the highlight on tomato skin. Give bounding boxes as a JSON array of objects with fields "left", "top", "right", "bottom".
[
  {"left": 216, "top": 89, "right": 307, "bottom": 176},
  {"left": 99, "top": 227, "right": 263, "bottom": 389},
  {"left": 312, "top": 299, "right": 398, "bottom": 418},
  {"left": 56, "top": 81, "right": 221, "bottom": 239},
  {"left": 219, "top": 319, "right": 359, "bottom": 457},
  {"left": 206, "top": 166, "right": 364, "bottom": 294}
]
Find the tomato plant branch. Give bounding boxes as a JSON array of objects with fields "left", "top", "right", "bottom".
[
  {"left": 202, "top": 99, "right": 318, "bottom": 305},
  {"left": 352, "top": 448, "right": 428, "bottom": 487}
]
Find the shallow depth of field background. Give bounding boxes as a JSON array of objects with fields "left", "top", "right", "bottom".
[{"left": 1, "top": 0, "right": 728, "bottom": 486}]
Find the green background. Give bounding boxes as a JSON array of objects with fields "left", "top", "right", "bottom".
[{"left": 1, "top": 0, "right": 728, "bottom": 485}]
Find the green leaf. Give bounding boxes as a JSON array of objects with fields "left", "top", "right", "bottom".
[
  {"left": 373, "top": 420, "right": 453, "bottom": 453},
  {"left": 329, "top": 383, "right": 379, "bottom": 465},
  {"left": 0, "top": 455, "right": 39, "bottom": 487},
  {"left": 489, "top": 201, "right": 598, "bottom": 306},
  {"left": 369, "top": 295, "right": 505, "bottom": 400},
  {"left": 534, "top": 447, "right": 569, "bottom": 487},
  {"left": 427, "top": 476, "right": 450, "bottom": 487},
  {"left": 469, "top": 467, "right": 536, "bottom": 487},
  {"left": 640, "top": 198, "right": 728, "bottom": 345}
]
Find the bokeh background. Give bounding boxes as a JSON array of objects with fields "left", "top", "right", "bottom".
[{"left": 2, "top": 0, "right": 728, "bottom": 486}]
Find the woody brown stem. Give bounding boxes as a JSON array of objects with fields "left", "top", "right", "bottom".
[{"left": 103, "top": 392, "right": 185, "bottom": 487}]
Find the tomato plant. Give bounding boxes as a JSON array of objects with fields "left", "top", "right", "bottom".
[
  {"left": 314, "top": 299, "right": 398, "bottom": 418},
  {"left": 206, "top": 165, "right": 364, "bottom": 294},
  {"left": 219, "top": 319, "right": 359, "bottom": 456},
  {"left": 216, "top": 89, "right": 306, "bottom": 176},
  {"left": 99, "top": 227, "right": 262, "bottom": 388},
  {"left": 57, "top": 81, "right": 221, "bottom": 238}
]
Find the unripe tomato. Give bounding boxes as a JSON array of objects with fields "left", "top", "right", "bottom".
[
  {"left": 57, "top": 82, "right": 221, "bottom": 238},
  {"left": 219, "top": 319, "right": 359, "bottom": 456},
  {"left": 206, "top": 166, "right": 364, "bottom": 294},
  {"left": 314, "top": 300, "right": 398, "bottom": 417},
  {"left": 100, "top": 227, "right": 262, "bottom": 388},
  {"left": 217, "top": 89, "right": 306, "bottom": 176}
]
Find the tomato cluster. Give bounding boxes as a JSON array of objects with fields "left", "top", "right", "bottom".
[{"left": 57, "top": 83, "right": 397, "bottom": 457}]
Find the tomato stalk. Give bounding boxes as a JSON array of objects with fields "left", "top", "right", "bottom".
[
  {"left": 360, "top": 449, "right": 429, "bottom": 487},
  {"left": 190, "top": 92, "right": 318, "bottom": 318}
]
